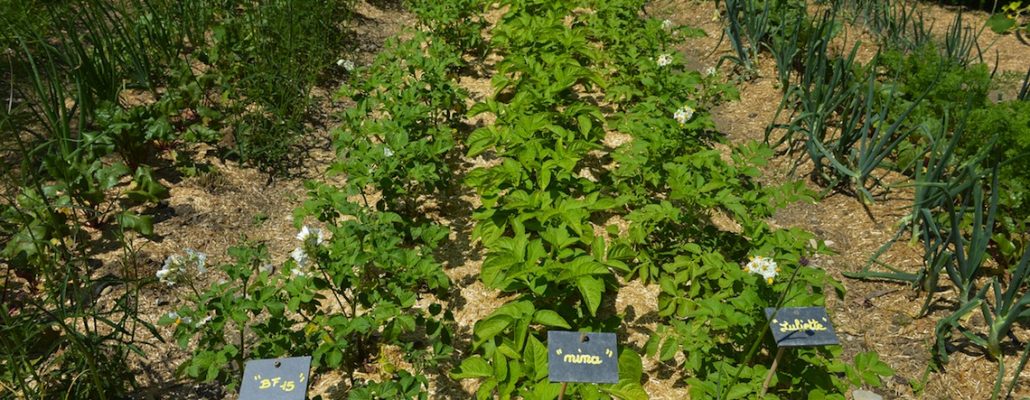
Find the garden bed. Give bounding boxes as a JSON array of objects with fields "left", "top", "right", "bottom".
[{"left": 3, "top": 0, "right": 1029, "bottom": 398}]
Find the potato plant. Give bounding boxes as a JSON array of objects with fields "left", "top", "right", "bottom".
[
  {"left": 162, "top": 10, "right": 473, "bottom": 398},
  {"left": 450, "top": 0, "right": 890, "bottom": 399}
]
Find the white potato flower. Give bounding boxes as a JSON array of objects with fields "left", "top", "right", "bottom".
[
  {"left": 291, "top": 247, "right": 310, "bottom": 267},
  {"left": 657, "top": 54, "right": 673, "bottom": 67},
  {"left": 296, "top": 225, "right": 325, "bottom": 245},
  {"left": 165, "top": 311, "right": 190, "bottom": 327},
  {"left": 155, "top": 265, "right": 173, "bottom": 281},
  {"left": 673, "top": 105, "right": 695, "bottom": 125},
  {"left": 662, "top": 19, "right": 674, "bottom": 30},
  {"left": 157, "top": 255, "right": 182, "bottom": 286},
  {"left": 745, "top": 255, "right": 780, "bottom": 284},
  {"left": 158, "top": 249, "right": 208, "bottom": 286},
  {"left": 185, "top": 248, "right": 207, "bottom": 275},
  {"left": 384, "top": 147, "right": 394, "bottom": 157}
]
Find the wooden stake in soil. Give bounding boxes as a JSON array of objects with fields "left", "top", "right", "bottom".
[
  {"left": 761, "top": 347, "right": 785, "bottom": 396},
  {"left": 760, "top": 307, "right": 840, "bottom": 396}
]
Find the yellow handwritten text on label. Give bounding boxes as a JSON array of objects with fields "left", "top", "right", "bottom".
[
  {"left": 257, "top": 376, "right": 300, "bottom": 391},
  {"left": 777, "top": 318, "right": 828, "bottom": 333},
  {"left": 562, "top": 354, "right": 603, "bottom": 365}
]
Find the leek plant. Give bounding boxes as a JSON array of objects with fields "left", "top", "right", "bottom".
[
  {"left": 941, "top": 10, "right": 985, "bottom": 67},
  {"left": 826, "top": 67, "right": 933, "bottom": 203},
  {"left": 766, "top": 11, "right": 862, "bottom": 182},
  {"left": 768, "top": 16, "right": 802, "bottom": 92},
  {"left": 845, "top": 114, "right": 981, "bottom": 279},
  {"left": 907, "top": 169, "right": 999, "bottom": 318},
  {"left": 837, "top": 0, "right": 931, "bottom": 52},
  {"left": 768, "top": 9, "right": 936, "bottom": 199},
  {"left": 720, "top": 0, "right": 773, "bottom": 71},
  {"left": 934, "top": 220, "right": 1030, "bottom": 400}
]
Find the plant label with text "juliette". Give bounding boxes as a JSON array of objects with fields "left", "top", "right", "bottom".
[
  {"left": 239, "top": 356, "right": 311, "bottom": 400},
  {"left": 547, "top": 331, "right": 619, "bottom": 383},
  {"left": 764, "top": 307, "right": 840, "bottom": 347}
]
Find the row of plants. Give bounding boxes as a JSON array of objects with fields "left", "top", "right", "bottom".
[
  {"left": 720, "top": 0, "right": 1030, "bottom": 396},
  {"left": 450, "top": 0, "right": 891, "bottom": 398},
  {"left": 2, "top": 1, "right": 187, "bottom": 396},
  {"left": 160, "top": 0, "right": 492, "bottom": 397},
  {"left": 0, "top": 0, "right": 354, "bottom": 397},
  {"left": 866, "top": 54, "right": 1030, "bottom": 399},
  {"left": 842, "top": 12, "right": 1030, "bottom": 398}
]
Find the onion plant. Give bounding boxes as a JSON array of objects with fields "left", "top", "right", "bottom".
[
  {"left": 2, "top": 44, "right": 157, "bottom": 400},
  {"left": 935, "top": 234, "right": 1030, "bottom": 400},
  {"left": 837, "top": 0, "right": 931, "bottom": 52},
  {"left": 939, "top": 10, "right": 984, "bottom": 67},
  {"left": 766, "top": 11, "right": 862, "bottom": 182},
  {"left": 941, "top": 10, "right": 985, "bottom": 67},
  {"left": 768, "top": 16, "right": 802, "bottom": 92},
  {"left": 720, "top": 0, "right": 773, "bottom": 71},
  {"left": 846, "top": 114, "right": 981, "bottom": 279},
  {"left": 768, "top": 10, "right": 936, "bottom": 200}
]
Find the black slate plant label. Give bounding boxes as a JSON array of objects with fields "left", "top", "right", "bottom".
[
  {"left": 239, "top": 356, "right": 311, "bottom": 400},
  {"left": 764, "top": 307, "right": 840, "bottom": 347},
  {"left": 547, "top": 331, "right": 619, "bottom": 383}
]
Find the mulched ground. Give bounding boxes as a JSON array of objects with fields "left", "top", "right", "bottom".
[{"left": 76, "top": 1, "right": 1030, "bottom": 398}]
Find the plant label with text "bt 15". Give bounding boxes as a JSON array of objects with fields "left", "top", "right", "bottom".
[{"left": 239, "top": 356, "right": 311, "bottom": 400}]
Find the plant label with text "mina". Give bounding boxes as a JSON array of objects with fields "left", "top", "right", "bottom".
[
  {"left": 765, "top": 307, "right": 840, "bottom": 347},
  {"left": 547, "top": 331, "right": 619, "bottom": 383},
  {"left": 239, "top": 356, "right": 311, "bottom": 400}
]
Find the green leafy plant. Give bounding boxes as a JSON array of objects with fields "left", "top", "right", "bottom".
[
  {"left": 205, "top": 0, "right": 352, "bottom": 175},
  {"left": 333, "top": 31, "right": 465, "bottom": 219},
  {"left": 987, "top": 0, "right": 1030, "bottom": 36},
  {"left": 406, "top": 0, "right": 488, "bottom": 57},
  {"left": 450, "top": 0, "right": 885, "bottom": 398},
  {"left": 164, "top": 5, "right": 474, "bottom": 396},
  {"left": 166, "top": 222, "right": 452, "bottom": 392}
]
